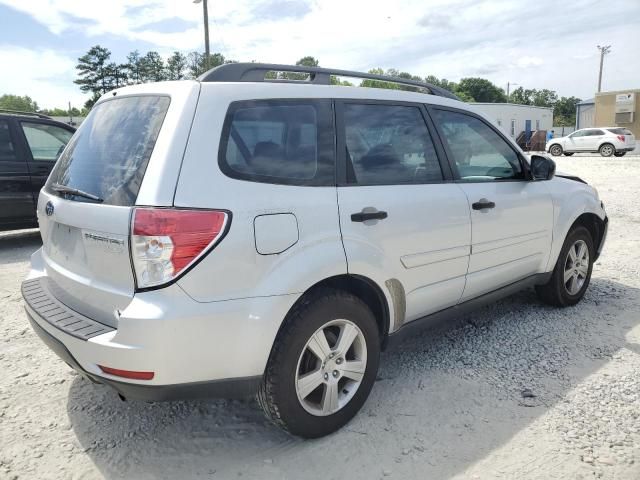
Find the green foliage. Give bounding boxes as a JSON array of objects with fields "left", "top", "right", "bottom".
[
  {"left": 0, "top": 94, "right": 39, "bottom": 112},
  {"left": 39, "top": 107, "right": 83, "bottom": 117},
  {"left": 186, "top": 52, "right": 227, "bottom": 78},
  {"left": 166, "top": 51, "right": 187, "bottom": 80},
  {"left": 553, "top": 96, "right": 581, "bottom": 126},
  {"left": 126, "top": 50, "right": 143, "bottom": 84},
  {"left": 296, "top": 56, "right": 319, "bottom": 67},
  {"left": 360, "top": 68, "right": 401, "bottom": 90},
  {"left": 456, "top": 77, "right": 507, "bottom": 103},
  {"left": 509, "top": 87, "right": 558, "bottom": 107},
  {"left": 330, "top": 76, "right": 354, "bottom": 86},
  {"left": 139, "top": 51, "right": 166, "bottom": 82},
  {"left": 74, "top": 45, "right": 113, "bottom": 97}
]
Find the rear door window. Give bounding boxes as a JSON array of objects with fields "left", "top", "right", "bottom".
[
  {"left": 21, "top": 122, "right": 73, "bottom": 161},
  {"left": 219, "top": 100, "right": 334, "bottom": 186},
  {"left": 46, "top": 95, "right": 170, "bottom": 205}
]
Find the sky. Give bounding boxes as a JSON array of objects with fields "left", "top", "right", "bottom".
[{"left": 0, "top": 0, "right": 639, "bottom": 109}]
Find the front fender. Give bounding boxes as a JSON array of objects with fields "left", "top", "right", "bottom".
[{"left": 546, "top": 178, "right": 606, "bottom": 271}]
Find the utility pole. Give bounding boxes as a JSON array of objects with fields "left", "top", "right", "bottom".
[
  {"left": 507, "top": 82, "right": 518, "bottom": 100},
  {"left": 597, "top": 45, "right": 611, "bottom": 93},
  {"left": 193, "top": 0, "right": 210, "bottom": 70}
]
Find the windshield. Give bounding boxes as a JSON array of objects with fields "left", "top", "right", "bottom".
[{"left": 46, "top": 95, "right": 170, "bottom": 206}]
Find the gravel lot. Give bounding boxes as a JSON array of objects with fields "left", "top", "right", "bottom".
[{"left": 1, "top": 154, "right": 640, "bottom": 480}]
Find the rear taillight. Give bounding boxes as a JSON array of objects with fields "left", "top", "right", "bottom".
[
  {"left": 131, "top": 208, "right": 228, "bottom": 289},
  {"left": 617, "top": 135, "right": 625, "bottom": 142}
]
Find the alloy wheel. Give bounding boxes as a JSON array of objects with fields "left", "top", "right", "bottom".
[
  {"left": 564, "top": 239, "right": 589, "bottom": 295},
  {"left": 295, "top": 319, "right": 367, "bottom": 416},
  {"left": 600, "top": 145, "right": 614, "bottom": 156}
]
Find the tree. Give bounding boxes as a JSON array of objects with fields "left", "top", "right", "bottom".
[
  {"left": 296, "top": 56, "right": 319, "bottom": 67},
  {"left": 554, "top": 96, "right": 581, "bottom": 126},
  {"left": 0, "top": 94, "right": 38, "bottom": 112},
  {"left": 74, "top": 45, "right": 112, "bottom": 98},
  {"left": 126, "top": 50, "right": 143, "bottom": 84},
  {"left": 40, "top": 106, "right": 82, "bottom": 117},
  {"left": 456, "top": 77, "right": 507, "bottom": 103},
  {"left": 187, "top": 52, "right": 203, "bottom": 78},
  {"left": 139, "top": 51, "right": 166, "bottom": 82},
  {"left": 360, "top": 68, "right": 400, "bottom": 90},
  {"left": 510, "top": 86, "right": 531, "bottom": 105},
  {"left": 186, "top": 51, "right": 226, "bottom": 78},
  {"left": 166, "top": 51, "right": 187, "bottom": 80},
  {"left": 105, "top": 62, "right": 128, "bottom": 89},
  {"left": 424, "top": 75, "right": 457, "bottom": 93},
  {"left": 510, "top": 87, "right": 558, "bottom": 108}
]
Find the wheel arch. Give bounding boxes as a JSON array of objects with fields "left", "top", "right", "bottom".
[
  {"left": 278, "top": 274, "right": 391, "bottom": 347},
  {"left": 570, "top": 212, "right": 606, "bottom": 260},
  {"left": 548, "top": 143, "right": 563, "bottom": 154},
  {"left": 599, "top": 142, "right": 615, "bottom": 153}
]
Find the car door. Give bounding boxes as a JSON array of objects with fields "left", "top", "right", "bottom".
[
  {"left": 0, "top": 118, "right": 35, "bottom": 227},
  {"left": 584, "top": 128, "right": 605, "bottom": 151},
  {"left": 336, "top": 101, "right": 471, "bottom": 327},
  {"left": 429, "top": 107, "right": 554, "bottom": 301},
  {"left": 19, "top": 121, "right": 74, "bottom": 201},
  {"left": 565, "top": 130, "right": 586, "bottom": 151}
]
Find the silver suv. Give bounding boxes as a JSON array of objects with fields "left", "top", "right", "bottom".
[{"left": 23, "top": 63, "right": 607, "bottom": 438}]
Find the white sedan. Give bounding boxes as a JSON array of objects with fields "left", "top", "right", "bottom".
[{"left": 547, "top": 127, "right": 636, "bottom": 157}]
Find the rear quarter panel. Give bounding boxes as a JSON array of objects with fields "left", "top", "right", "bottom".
[{"left": 172, "top": 83, "right": 347, "bottom": 303}]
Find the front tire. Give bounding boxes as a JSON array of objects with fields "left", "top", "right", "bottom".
[
  {"left": 549, "top": 144, "right": 563, "bottom": 156},
  {"left": 536, "top": 226, "right": 594, "bottom": 307},
  {"left": 599, "top": 143, "right": 615, "bottom": 157},
  {"left": 258, "top": 288, "right": 380, "bottom": 438}
]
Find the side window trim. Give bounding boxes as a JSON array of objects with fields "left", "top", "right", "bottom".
[
  {"left": 424, "top": 104, "right": 532, "bottom": 183},
  {"left": 217, "top": 98, "right": 335, "bottom": 187},
  {"left": 334, "top": 99, "right": 453, "bottom": 187}
]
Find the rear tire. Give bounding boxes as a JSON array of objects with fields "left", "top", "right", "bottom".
[
  {"left": 549, "top": 144, "right": 563, "bottom": 156},
  {"left": 257, "top": 288, "right": 380, "bottom": 438},
  {"left": 599, "top": 143, "right": 615, "bottom": 157},
  {"left": 536, "top": 226, "right": 594, "bottom": 307},
  {"left": 614, "top": 151, "right": 626, "bottom": 157},
  {"left": 563, "top": 152, "right": 574, "bottom": 156}
]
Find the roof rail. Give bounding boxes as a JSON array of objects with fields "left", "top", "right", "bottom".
[
  {"left": 198, "top": 63, "right": 461, "bottom": 101},
  {"left": 0, "top": 109, "right": 52, "bottom": 119}
]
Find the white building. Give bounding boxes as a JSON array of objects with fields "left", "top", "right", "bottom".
[{"left": 471, "top": 103, "right": 554, "bottom": 140}]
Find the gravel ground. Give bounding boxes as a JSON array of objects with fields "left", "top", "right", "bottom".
[{"left": 1, "top": 154, "right": 640, "bottom": 480}]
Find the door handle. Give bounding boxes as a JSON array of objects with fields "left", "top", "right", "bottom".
[
  {"left": 351, "top": 209, "right": 388, "bottom": 222},
  {"left": 472, "top": 199, "right": 495, "bottom": 210}
]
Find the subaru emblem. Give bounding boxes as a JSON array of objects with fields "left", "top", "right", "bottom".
[{"left": 45, "top": 201, "right": 54, "bottom": 217}]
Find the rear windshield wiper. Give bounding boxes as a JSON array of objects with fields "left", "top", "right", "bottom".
[{"left": 51, "top": 183, "right": 104, "bottom": 203}]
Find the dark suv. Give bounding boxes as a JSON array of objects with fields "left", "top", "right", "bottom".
[{"left": 0, "top": 110, "right": 75, "bottom": 231}]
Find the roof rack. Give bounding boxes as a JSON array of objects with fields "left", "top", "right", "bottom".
[
  {"left": 0, "top": 109, "right": 52, "bottom": 119},
  {"left": 198, "top": 63, "right": 460, "bottom": 101}
]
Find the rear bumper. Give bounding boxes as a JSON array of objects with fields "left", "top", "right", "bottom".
[
  {"left": 26, "top": 312, "right": 260, "bottom": 400},
  {"left": 23, "top": 254, "right": 298, "bottom": 400}
]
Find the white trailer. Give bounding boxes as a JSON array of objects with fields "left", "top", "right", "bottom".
[{"left": 471, "top": 103, "right": 553, "bottom": 140}]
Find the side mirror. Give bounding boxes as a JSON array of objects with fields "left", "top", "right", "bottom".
[{"left": 530, "top": 155, "right": 556, "bottom": 181}]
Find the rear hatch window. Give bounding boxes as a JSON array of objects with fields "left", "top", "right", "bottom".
[
  {"left": 606, "top": 128, "right": 633, "bottom": 136},
  {"left": 46, "top": 95, "right": 170, "bottom": 206}
]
